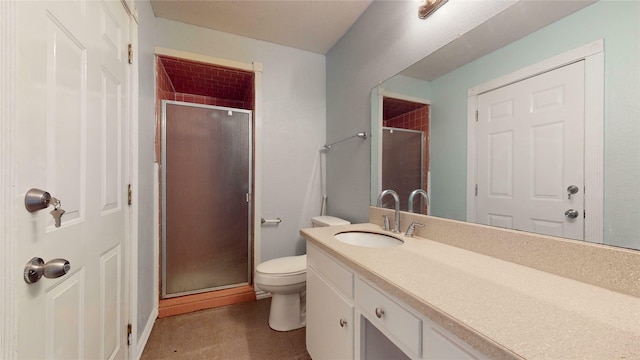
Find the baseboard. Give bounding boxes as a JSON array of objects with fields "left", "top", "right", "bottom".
[
  {"left": 158, "top": 285, "right": 257, "bottom": 318},
  {"left": 134, "top": 307, "right": 158, "bottom": 360},
  {"left": 255, "top": 290, "right": 271, "bottom": 300}
]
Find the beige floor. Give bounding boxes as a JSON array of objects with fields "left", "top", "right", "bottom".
[{"left": 141, "top": 298, "right": 311, "bottom": 359}]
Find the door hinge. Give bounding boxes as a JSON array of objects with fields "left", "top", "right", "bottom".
[
  {"left": 127, "top": 323, "right": 132, "bottom": 346},
  {"left": 128, "top": 184, "right": 132, "bottom": 205},
  {"left": 475, "top": 184, "right": 478, "bottom": 196},
  {"left": 128, "top": 44, "right": 133, "bottom": 64},
  {"left": 246, "top": 193, "right": 250, "bottom": 203},
  {"left": 475, "top": 110, "right": 478, "bottom": 122}
]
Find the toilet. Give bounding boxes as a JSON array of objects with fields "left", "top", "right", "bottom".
[{"left": 255, "top": 215, "right": 350, "bottom": 331}]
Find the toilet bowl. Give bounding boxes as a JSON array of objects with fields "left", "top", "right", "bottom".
[
  {"left": 255, "top": 215, "right": 350, "bottom": 331},
  {"left": 255, "top": 255, "right": 307, "bottom": 331}
]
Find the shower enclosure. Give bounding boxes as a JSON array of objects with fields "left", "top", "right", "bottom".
[
  {"left": 382, "top": 127, "right": 424, "bottom": 211},
  {"left": 161, "top": 101, "right": 252, "bottom": 298}
]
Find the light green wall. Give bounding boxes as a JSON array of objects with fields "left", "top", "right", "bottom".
[
  {"left": 383, "top": 75, "right": 434, "bottom": 97},
  {"left": 411, "top": 1, "right": 639, "bottom": 248}
]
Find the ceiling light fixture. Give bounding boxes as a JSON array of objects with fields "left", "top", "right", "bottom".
[{"left": 418, "top": 0, "right": 448, "bottom": 19}]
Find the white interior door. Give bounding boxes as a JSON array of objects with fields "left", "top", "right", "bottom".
[
  {"left": 15, "top": 1, "right": 131, "bottom": 358},
  {"left": 476, "top": 60, "right": 585, "bottom": 240}
]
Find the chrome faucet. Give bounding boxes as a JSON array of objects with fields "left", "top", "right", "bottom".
[
  {"left": 382, "top": 215, "right": 390, "bottom": 231},
  {"left": 405, "top": 222, "right": 425, "bottom": 237},
  {"left": 376, "top": 189, "right": 400, "bottom": 233},
  {"left": 408, "top": 189, "right": 430, "bottom": 214}
]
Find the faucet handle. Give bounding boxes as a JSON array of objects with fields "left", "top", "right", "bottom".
[
  {"left": 405, "top": 222, "right": 425, "bottom": 237},
  {"left": 382, "top": 215, "right": 390, "bottom": 231}
]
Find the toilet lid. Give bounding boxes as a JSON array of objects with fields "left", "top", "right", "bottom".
[
  {"left": 311, "top": 215, "right": 350, "bottom": 227},
  {"left": 256, "top": 255, "right": 306, "bottom": 275}
]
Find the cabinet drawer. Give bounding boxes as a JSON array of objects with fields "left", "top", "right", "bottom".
[
  {"left": 308, "top": 243, "right": 354, "bottom": 299},
  {"left": 425, "top": 323, "right": 485, "bottom": 360},
  {"left": 355, "top": 278, "right": 422, "bottom": 357}
]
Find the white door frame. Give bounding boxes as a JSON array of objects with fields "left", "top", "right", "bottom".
[
  {"left": 0, "top": 1, "right": 139, "bottom": 357},
  {"left": 125, "top": 2, "right": 141, "bottom": 359},
  {"left": 1, "top": 1, "right": 18, "bottom": 357},
  {"left": 153, "top": 47, "right": 264, "bottom": 296},
  {"left": 467, "top": 39, "right": 604, "bottom": 243}
]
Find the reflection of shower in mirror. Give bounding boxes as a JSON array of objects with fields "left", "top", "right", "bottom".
[{"left": 322, "top": 131, "right": 367, "bottom": 151}]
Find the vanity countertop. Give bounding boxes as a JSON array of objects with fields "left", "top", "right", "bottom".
[{"left": 301, "top": 222, "right": 640, "bottom": 360}]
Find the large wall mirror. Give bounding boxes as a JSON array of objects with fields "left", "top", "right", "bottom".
[{"left": 370, "top": 0, "right": 640, "bottom": 250}]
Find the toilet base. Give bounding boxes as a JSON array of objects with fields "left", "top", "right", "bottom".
[{"left": 268, "top": 291, "right": 306, "bottom": 331}]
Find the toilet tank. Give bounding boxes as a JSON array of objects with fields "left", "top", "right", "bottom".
[{"left": 311, "top": 216, "right": 350, "bottom": 227}]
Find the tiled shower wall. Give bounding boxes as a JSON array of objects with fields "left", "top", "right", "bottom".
[
  {"left": 156, "top": 57, "right": 254, "bottom": 110},
  {"left": 155, "top": 56, "right": 255, "bottom": 161},
  {"left": 383, "top": 105, "right": 430, "bottom": 209}
]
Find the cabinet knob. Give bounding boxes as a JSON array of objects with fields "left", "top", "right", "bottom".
[
  {"left": 339, "top": 318, "right": 347, "bottom": 327},
  {"left": 375, "top": 307, "right": 385, "bottom": 318}
]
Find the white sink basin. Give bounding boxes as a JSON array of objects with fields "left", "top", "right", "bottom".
[{"left": 334, "top": 231, "right": 404, "bottom": 248}]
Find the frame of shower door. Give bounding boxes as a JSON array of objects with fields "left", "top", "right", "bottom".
[
  {"left": 382, "top": 126, "right": 425, "bottom": 204},
  {"left": 160, "top": 100, "right": 253, "bottom": 299}
]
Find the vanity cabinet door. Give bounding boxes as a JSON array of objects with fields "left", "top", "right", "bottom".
[{"left": 307, "top": 267, "right": 354, "bottom": 360}]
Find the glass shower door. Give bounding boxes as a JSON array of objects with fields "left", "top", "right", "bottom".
[
  {"left": 382, "top": 127, "right": 424, "bottom": 211},
  {"left": 162, "top": 101, "right": 252, "bottom": 298}
]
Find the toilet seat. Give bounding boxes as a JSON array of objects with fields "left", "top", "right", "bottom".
[
  {"left": 255, "top": 255, "right": 306, "bottom": 286},
  {"left": 256, "top": 254, "right": 306, "bottom": 275},
  {"left": 311, "top": 216, "right": 351, "bottom": 227}
]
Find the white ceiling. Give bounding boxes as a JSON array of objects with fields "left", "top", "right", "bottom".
[{"left": 149, "top": 0, "right": 373, "bottom": 54}]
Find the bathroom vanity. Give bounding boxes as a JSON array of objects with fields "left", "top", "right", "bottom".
[
  {"left": 301, "top": 208, "right": 640, "bottom": 360},
  {"left": 306, "top": 241, "right": 485, "bottom": 359}
]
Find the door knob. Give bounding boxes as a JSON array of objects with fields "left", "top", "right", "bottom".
[
  {"left": 564, "top": 209, "right": 580, "bottom": 219},
  {"left": 24, "top": 257, "right": 71, "bottom": 284},
  {"left": 566, "top": 185, "right": 579, "bottom": 199}
]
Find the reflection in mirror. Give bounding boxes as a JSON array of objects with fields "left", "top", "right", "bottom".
[
  {"left": 469, "top": 59, "right": 591, "bottom": 242},
  {"left": 382, "top": 128, "right": 424, "bottom": 212},
  {"left": 370, "top": 1, "right": 640, "bottom": 250},
  {"left": 380, "top": 98, "right": 429, "bottom": 213}
]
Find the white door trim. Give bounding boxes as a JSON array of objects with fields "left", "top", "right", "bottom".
[
  {"left": 0, "top": 0, "right": 17, "bottom": 358},
  {"left": 153, "top": 47, "right": 264, "bottom": 295},
  {"left": 467, "top": 39, "right": 604, "bottom": 243},
  {"left": 127, "top": 7, "right": 140, "bottom": 360}
]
